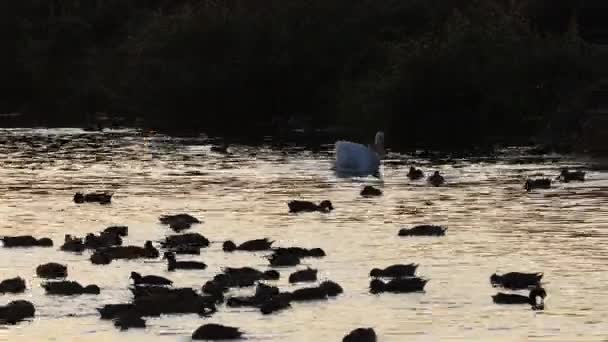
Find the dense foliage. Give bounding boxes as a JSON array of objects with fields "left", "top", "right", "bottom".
[{"left": 1, "top": 0, "right": 605, "bottom": 147}]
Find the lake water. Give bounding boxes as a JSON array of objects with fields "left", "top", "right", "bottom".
[{"left": 0, "top": 128, "right": 607, "bottom": 341}]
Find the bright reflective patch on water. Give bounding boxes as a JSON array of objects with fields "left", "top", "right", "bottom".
[{"left": 0, "top": 128, "right": 607, "bottom": 341}]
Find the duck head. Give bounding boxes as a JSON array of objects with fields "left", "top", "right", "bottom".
[
  {"left": 130, "top": 272, "right": 142, "bottom": 282},
  {"left": 319, "top": 200, "right": 334, "bottom": 212},
  {"left": 223, "top": 240, "right": 237, "bottom": 252},
  {"left": 369, "top": 279, "right": 386, "bottom": 294},
  {"left": 490, "top": 273, "right": 502, "bottom": 285},
  {"left": 369, "top": 268, "right": 383, "bottom": 278},
  {"left": 529, "top": 286, "right": 547, "bottom": 309}
]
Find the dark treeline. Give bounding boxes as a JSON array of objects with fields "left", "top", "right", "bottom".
[{"left": 1, "top": 0, "right": 606, "bottom": 148}]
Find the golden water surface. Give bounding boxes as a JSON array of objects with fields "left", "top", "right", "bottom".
[{"left": 0, "top": 128, "right": 607, "bottom": 341}]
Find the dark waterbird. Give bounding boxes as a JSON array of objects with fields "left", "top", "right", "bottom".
[
  {"left": 407, "top": 166, "right": 424, "bottom": 180},
  {"left": 130, "top": 272, "right": 172, "bottom": 286},
  {"left": 360, "top": 186, "right": 382, "bottom": 197},
  {"left": 36, "top": 263, "right": 67, "bottom": 278},
  {"left": 370, "top": 277, "right": 427, "bottom": 294},
  {"left": 1, "top": 235, "right": 53, "bottom": 248},
  {"left": 91, "top": 241, "right": 159, "bottom": 263},
  {"left": 343, "top": 328, "right": 377, "bottom": 342},
  {"left": 492, "top": 286, "right": 547, "bottom": 310},
  {"left": 288, "top": 200, "right": 334, "bottom": 213},
  {"left": 211, "top": 267, "right": 279, "bottom": 291},
  {"left": 163, "top": 252, "right": 207, "bottom": 271},
  {"left": 288, "top": 268, "right": 318, "bottom": 283},
  {"left": 268, "top": 253, "right": 300, "bottom": 267},
  {"left": 427, "top": 171, "right": 445, "bottom": 186},
  {"left": 289, "top": 281, "right": 343, "bottom": 302},
  {"left": 84, "top": 231, "right": 123, "bottom": 249},
  {"left": 130, "top": 286, "right": 197, "bottom": 300},
  {"left": 103, "top": 226, "right": 128, "bottom": 237},
  {"left": 60, "top": 235, "right": 85, "bottom": 252},
  {"left": 227, "top": 284, "right": 280, "bottom": 308},
  {"left": 558, "top": 168, "right": 585, "bottom": 182},
  {"left": 223, "top": 238, "right": 274, "bottom": 252},
  {"left": 260, "top": 293, "right": 292, "bottom": 315},
  {"left": 398, "top": 225, "right": 446, "bottom": 236},
  {"left": 0, "top": 300, "right": 35, "bottom": 324},
  {"left": 42, "top": 281, "right": 100, "bottom": 295},
  {"left": 0, "top": 277, "right": 26, "bottom": 294},
  {"left": 170, "top": 245, "right": 201, "bottom": 255},
  {"left": 132, "top": 293, "right": 217, "bottom": 317},
  {"left": 192, "top": 323, "right": 243, "bottom": 340},
  {"left": 73, "top": 192, "right": 112, "bottom": 204},
  {"left": 159, "top": 213, "right": 201, "bottom": 232},
  {"left": 490, "top": 272, "right": 543, "bottom": 290},
  {"left": 524, "top": 178, "right": 551, "bottom": 192},
  {"left": 161, "top": 233, "right": 210, "bottom": 249},
  {"left": 98, "top": 304, "right": 135, "bottom": 320},
  {"left": 273, "top": 246, "right": 326, "bottom": 258},
  {"left": 370, "top": 264, "right": 418, "bottom": 278}
]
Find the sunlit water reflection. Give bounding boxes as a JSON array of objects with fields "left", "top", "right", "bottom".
[{"left": 0, "top": 128, "right": 607, "bottom": 341}]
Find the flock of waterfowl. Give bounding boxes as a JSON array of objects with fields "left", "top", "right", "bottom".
[{"left": 0, "top": 136, "right": 590, "bottom": 341}]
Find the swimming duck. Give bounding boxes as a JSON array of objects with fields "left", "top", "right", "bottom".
[
  {"left": 288, "top": 268, "right": 318, "bottom": 283},
  {"left": 1, "top": 235, "right": 53, "bottom": 248},
  {"left": 223, "top": 238, "right": 274, "bottom": 252},
  {"left": 492, "top": 286, "right": 547, "bottom": 310},
  {"left": 227, "top": 284, "right": 280, "bottom": 308},
  {"left": 260, "top": 293, "right": 292, "bottom": 315},
  {"left": 0, "top": 277, "right": 26, "bottom": 294},
  {"left": 369, "top": 277, "right": 427, "bottom": 294},
  {"left": 130, "top": 286, "right": 198, "bottom": 300},
  {"left": 159, "top": 214, "right": 201, "bottom": 232},
  {"left": 490, "top": 272, "right": 543, "bottom": 290},
  {"left": 398, "top": 225, "right": 447, "bottom": 236},
  {"left": 163, "top": 252, "right": 207, "bottom": 271},
  {"left": 73, "top": 192, "right": 112, "bottom": 204},
  {"left": 558, "top": 168, "right": 585, "bottom": 182},
  {"left": 192, "top": 323, "right": 242, "bottom": 340},
  {"left": 289, "top": 280, "right": 343, "bottom": 302},
  {"left": 0, "top": 300, "right": 35, "bottom": 324},
  {"left": 524, "top": 178, "right": 551, "bottom": 192},
  {"left": 427, "top": 171, "right": 445, "bottom": 186},
  {"left": 161, "top": 233, "right": 210, "bottom": 249},
  {"left": 90, "top": 251, "right": 112, "bottom": 265},
  {"left": 133, "top": 292, "right": 217, "bottom": 317},
  {"left": 343, "top": 328, "right": 377, "bottom": 342},
  {"left": 268, "top": 253, "right": 301, "bottom": 267},
  {"left": 84, "top": 231, "right": 123, "bottom": 249},
  {"left": 360, "top": 186, "right": 382, "bottom": 197},
  {"left": 272, "top": 247, "right": 326, "bottom": 258},
  {"left": 42, "top": 281, "right": 100, "bottom": 295},
  {"left": 100, "top": 241, "right": 159, "bottom": 260},
  {"left": 60, "top": 235, "right": 85, "bottom": 252},
  {"left": 103, "top": 226, "right": 128, "bottom": 237},
  {"left": 36, "top": 263, "right": 67, "bottom": 278},
  {"left": 370, "top": 264, "right": 418, "bottom": 278},
  {"left": 288, "top": 200, "right": 334, "bottom": 213},
  {"left": 130, "top": 272, "right": 172, "bottom": 286},
  {"left": 170, "top": 245, "right": 201, "bottom": 255},
  {"left": 407, "top": 166, "right": 424, "bottom": 180}
]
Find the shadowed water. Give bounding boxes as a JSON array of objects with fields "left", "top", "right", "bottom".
[{"left": 0, "top": 128, "right": 607, "bottom": 341}]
